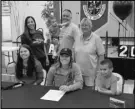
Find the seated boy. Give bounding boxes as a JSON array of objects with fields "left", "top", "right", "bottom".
[{"left": 95, "top": 59, "right": 123, "bottom": 95}]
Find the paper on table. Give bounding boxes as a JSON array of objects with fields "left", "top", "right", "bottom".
[{"left": 40, "top": 90, "right": 65, "bottom": 102}]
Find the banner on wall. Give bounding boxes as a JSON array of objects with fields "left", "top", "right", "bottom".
[{"left": 81, "top": 1, "right": 108, "bottom": 32}]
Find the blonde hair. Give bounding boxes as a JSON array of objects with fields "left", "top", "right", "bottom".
[{"left": 80, "top": 17, "right": 93, "bottom": 28}]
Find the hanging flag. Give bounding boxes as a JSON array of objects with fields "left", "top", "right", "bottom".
[{"left": 81, "top": 1, "right": 108, "bottom": 32}]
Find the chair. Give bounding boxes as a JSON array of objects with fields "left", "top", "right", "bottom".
[
  {"left": 40, "top": 69, "right": 47, "bottom": 86},
  {"left": 113, "top": 73, "right": 124, "bottom": 94},
  {"left": 16, "top": 35, "right": 22, "bottom": 47},
  {"left": 16, "top": 35, "right": 22, "bottom": 55}
]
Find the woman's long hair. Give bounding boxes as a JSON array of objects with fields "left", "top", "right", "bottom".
[
  {"left": 53, "top": 55, "right": 73, "bottom": 70},
  {"left": 15, "top": 44, "right": 36, "bottom": 79},
  {"left": 22, "top": 16, "right": 37, "bottom": 43}
]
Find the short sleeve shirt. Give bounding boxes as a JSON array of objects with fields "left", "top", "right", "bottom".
[
  {"left": 59, "top": 23, "right": 81, "bottom": 51},
  {"left": 75, "top": 32, "right": 105, "bottom": 76}
]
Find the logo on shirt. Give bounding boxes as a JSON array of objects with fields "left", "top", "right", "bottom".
[{"left": 83, "top": 1, "right": 106, "bottom": 20}]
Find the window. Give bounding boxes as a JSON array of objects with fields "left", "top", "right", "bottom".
[{"left": 2, "top": 1, "right": 12, "bottom": 42}]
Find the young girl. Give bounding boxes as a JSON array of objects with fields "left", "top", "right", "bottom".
[
  {"left": 46, "top": 48, "right": 83, "bottom": 92},
  {"left": 15, "top": 44, "right": 45, "bottom": 85}
]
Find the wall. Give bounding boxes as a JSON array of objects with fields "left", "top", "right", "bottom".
[
  {"left": 62, "top": 1, "right": 134, "bottom": 38},
  {"left": 79, "top": 1, "right": 134, "bottom": 38},
  {"left": 2, "top": 16, "right": 12, "bottom": 41},
  {"left": 62, "top": 1, "right": 80, "bottom": 26}
]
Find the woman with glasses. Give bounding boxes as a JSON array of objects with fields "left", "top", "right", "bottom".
[{"left": 46, "top": 48, "right": 83, "bottom": 92}]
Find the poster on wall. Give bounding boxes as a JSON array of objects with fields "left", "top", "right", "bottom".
[{"left": 81, "top": 1, "right": 108, "bottom": 32}]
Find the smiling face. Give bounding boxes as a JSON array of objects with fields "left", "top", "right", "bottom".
[
  {"left": 27, "top": 17, "right": 36, "bottom": 30},
  {"left": 49, "top": 24, "right": 60, "bottom": 36},
  {"left": 62, "top": 10, "right": 72, "bottom": 23},
  {"left": 60, "top": 54, "right": 70, "bottom": 65},
  {"left": 20, "top": 47, "right": 30, "bottom": 60},
  {"left": 52, "top": 38, "right": 59, "bottom": 45},
  {"left": 80, "top": 19, "right": 92, "bottom": 34},
  {"left": 99, "top": 64, "right": 113, "bottom": 77}
]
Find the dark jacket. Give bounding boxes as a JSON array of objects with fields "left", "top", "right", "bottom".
[{"left": 21, "top": 30, "right": 46, "bottom": 59}]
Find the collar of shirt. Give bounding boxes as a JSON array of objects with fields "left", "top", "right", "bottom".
[{"left": 80, "top": 32, "right": 93, "bottom": 44}]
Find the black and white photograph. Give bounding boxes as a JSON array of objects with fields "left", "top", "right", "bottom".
[{"left": 1, "top": 1, "right": 134, "bottom": 108}]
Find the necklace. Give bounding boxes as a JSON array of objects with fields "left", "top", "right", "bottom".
[{"left": 82, "top": 33, "right": 93, "bottom": 45}]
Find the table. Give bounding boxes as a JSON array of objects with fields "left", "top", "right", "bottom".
[
  {"left": 2, "top": 46, "right": 19, "bottom": 73},
  {"left": 2, "top": 82, "right": 134, "bottom": 108}
]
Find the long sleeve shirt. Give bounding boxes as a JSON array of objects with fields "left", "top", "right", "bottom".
[
  {"left": 18, "top": 59, "right": 44, "bottom": 85},
  {"left": 46, "top": 63, "right": 83, "bottom": 91}
]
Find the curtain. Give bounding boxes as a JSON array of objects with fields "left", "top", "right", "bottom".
[{"left": 9, "top": 1, "right": 29, "bottom": 42}]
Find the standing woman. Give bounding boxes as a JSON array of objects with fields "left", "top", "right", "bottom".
[
  {"left": 21, "top": 16, "right": 49, "bottom": 70},
  {"left": 46, "top": 48, "right": 83, "bottom": 92},
  {"left": 15, "top": 44, "right": 44, "bottom": 85},
  {"left": 74, "top": 18, "right": 105, "bottom": 87}
]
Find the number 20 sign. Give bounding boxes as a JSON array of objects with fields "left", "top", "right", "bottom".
[{"left": 118, "top": 45, "right": 135, "bottom": 58}]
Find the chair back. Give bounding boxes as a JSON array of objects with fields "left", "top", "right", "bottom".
[
  {"left": 16, "top": 35, "right": 22, "bottom": 47},
  {"left": 113, "top": 73, "right": 124, "bottom": 93},
  {"left": 40, "top": 69, "right": 47, "bottom": 86}
]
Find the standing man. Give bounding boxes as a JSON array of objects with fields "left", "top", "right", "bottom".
[{"left": 58, "top": 9, "right": 81, "bottom": 59}]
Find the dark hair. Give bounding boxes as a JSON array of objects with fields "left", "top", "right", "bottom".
[
  {"left": 52, "top": 53, "right": 73, "bottom": 70},
  {"left": 63, "top": 9, "right": 72, "bottom": 14},
  {"left": 24, "top": 16, "right": 36, "bottom": 32},
  {"left": 100, "top": 59, "right": 113, "bottom": 69},
  {"left": 15, "top": 44, "right": 36, "bottom": 79},
  {"left": 23, "top": 16, "right": 37, "bottom": 44}
]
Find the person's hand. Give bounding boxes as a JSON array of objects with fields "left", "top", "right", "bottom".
[
  {"left": 19, "top": 81, "right": 24, "bottom": 84},
  {"left": 46, "top": 58, "right": 50, "bottom": 66},
  {"left": 33, "top": 40, "right": 41, "bottom": 44},
  {"left": 97, "top": 87, "right": 106, "bottom": 92},
  {"left": 38, "top": 39, "right": 44, "bottom": 43},
  {"left": 33, "top": 82, "right": 37, "bottom": 85},
  {"left": 95, "top": 86, "right": 98, "bottom": 91},
  {"left": 59, "top": 85, "right": 70, "bottom": 92},
  {"left": 33, "top": 40, "right": 39, "bottom": 43},
  {"left": 95, "top": 87, "right": 102, "bottom": 92}
]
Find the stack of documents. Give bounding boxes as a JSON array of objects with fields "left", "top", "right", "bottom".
[{"left": 41, "top": 90, "right": 65, "bottom": 102}]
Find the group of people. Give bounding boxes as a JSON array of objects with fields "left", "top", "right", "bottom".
[{"left": 15, "top": 9, "right": 126, "bottom": 95}]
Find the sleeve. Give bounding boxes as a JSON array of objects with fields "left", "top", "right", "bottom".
[
  {"left": 21, "top": 34, "right": 32, "bottom": 45},
  {"left": 34, "top": 59, "right": 44, "bottom": 84},
  {"left": 68, "top": 63, "right": 83, "bottom": 90},
  {"left": 95, "top": 35, "right": 105, "bottom": 56},
  {"left": 73, "top": 63, "right": 83, "bottom": 84},
  {"left": 72, "top": 25, "right": 81, "bottom": 41},
  {"left": 46, "top": 66, "right": 55, "bottom": 86}
]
